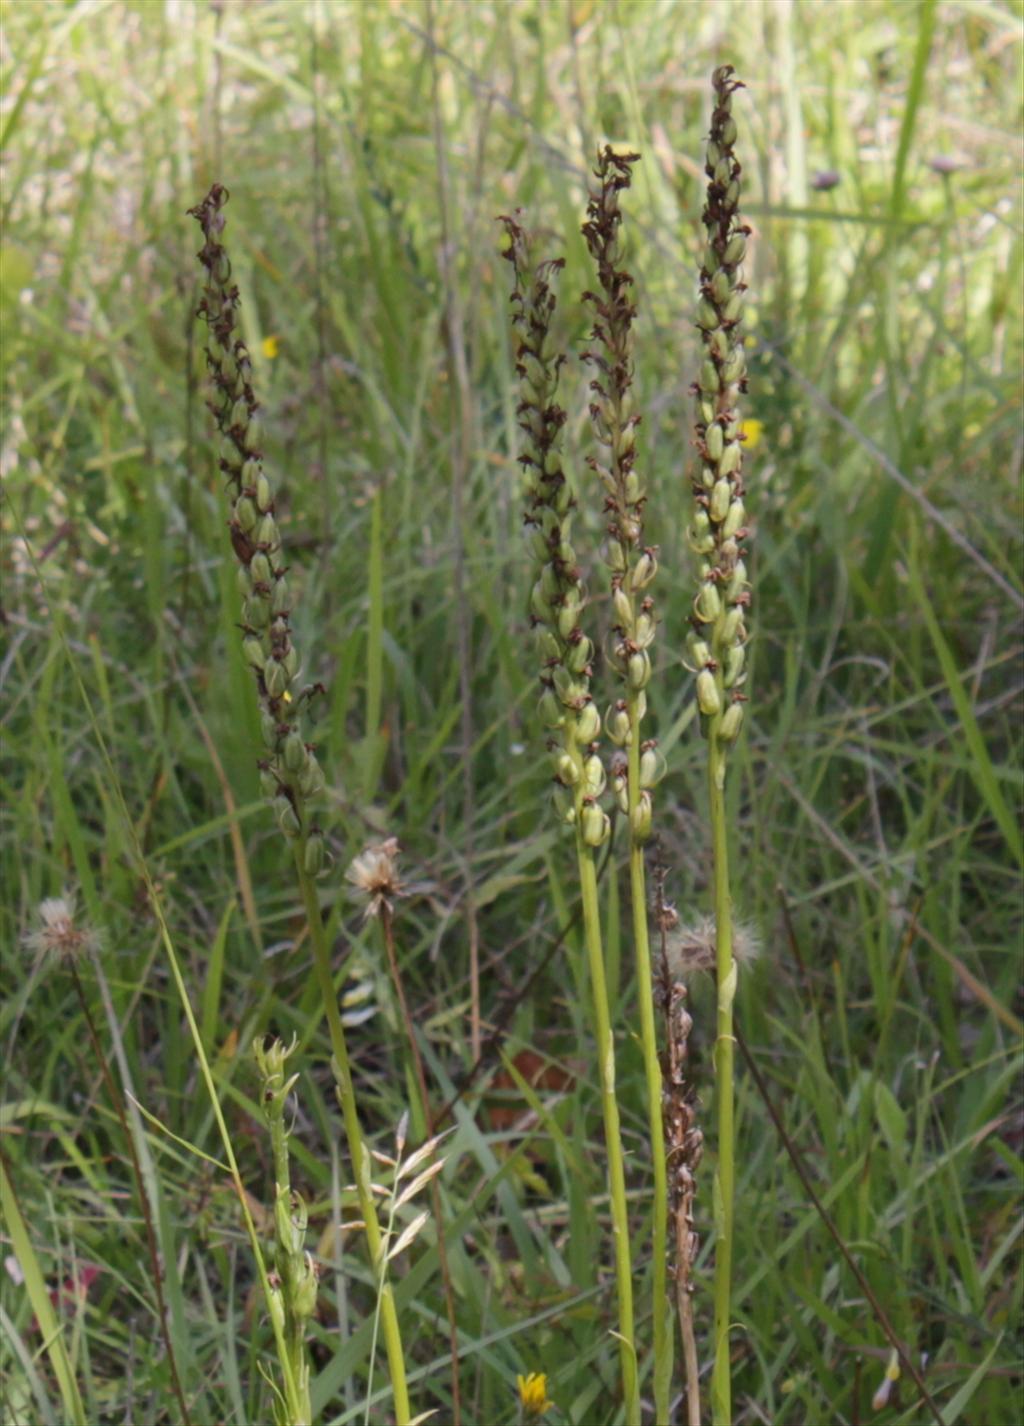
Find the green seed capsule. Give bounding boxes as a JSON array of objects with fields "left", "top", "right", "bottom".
[
  {"left": 530, "top": 581, "right": 552, "bottom": 622},
  {"left": 275, "top": 795, "right": 301, "bottom": 839},
  {"left": 284, "top": 732, "right": 307, "bottom": 773},
  {"left": 298, "top": 755, "right": 324, "bottom": 797},
  {"left": 723, "top": 645, "right": 746, "bottom": 688},
  {"left": 710, "top": 269, "right": 731, "bottom": 305},
  {"left": 720, "top": 440, "right": 742, "bottom": 477},
  {"left": 255, "top": 472, "right": 273, "bottom": 513},
  {"left": 583, "top": 754, "right": 606, "bottom": 798},
  {"left": 581, "top": 803, "right": 611, "bottom": 848},
  {"left": 220, "top": 434, "right": 243, "bottom": 470},
  {"left": 260, "top": 710, "right": 279, "bottom": 749},
  {"left": 710, "top": 478, "right": 732, "bottom": 523},
  {"left": 705, "top": 423, "right": 724, "bottom": 462},
  {"left": 244, "top": 411, "right": 262, "bottom": 449},
  {"left": 639, "top": 746, "right": 665, "bottom": 789},
  {"left": 720, "top": 116, "right": 737, "bottom": 146},
  {"left": 246, "top": 593, "right": 271, "bottom": 628},
  {"left": 706, "top": 140, "right": 721, "bottom": 169},
  {"left": 723, "top": 291, "right": 744, "bottom": 324},
  {"left": 553, "top": 753, "right": 578, "bottom": 787},
  {"left": 727, "top": 560, "right": 748, "bottom": 601},
  {"left": 634, "top": 610, "right": 656, "bottom": 648},
  {"left": 631, "top": 550, "right": 657, "bottom": 591},
  {"left": 294, "top": 1252, "right": 319, "bottom": 1318},
  {"left": 726, "top": 179, "right": 740, "bottom": 209},
  {"left": 613, "top": 586, "right": 634, "bottom": 631},
  {"left": 714, "top": 158, "right": 732, "bottom": 187},
  {"left": 700, "top": 397, "right": 716, "bottom": 425},
  {"left": 696, "top": 299, "right": 720, "bottom": 331},
  {"left": 259, "top": 767, "right": 278, "bottom": 799},
  {"left": 686, "top": 633, "right": 712, "bottom": 669},
  {"left": 242, "top": 636, "right": 266, "bottom": 670},
  {"left": 722, "top": 349, "right": 746, "bottom": 385},
  {"left": 700, "top": 360, "right": 721, "bottom": 394},
  {"left": 249, "top": 552, "right": 271, "bottom": 586},
  {"left": 271, "top": 577, "right": 290, "bottom": 616},
  {"left": 722, "top": 499, "right": 746, "bottom": 540},
  {"left": 230, "top": 397, "right": 249, "bottom": 430},
  {"left": 695, "top": 581, "right": 722, "bottom": 622},
  {"left": 719, "top": 701, "right": 745, "bottom": 742},
  {"left": 302, "top": 831, "right": 324, "bottom": 875},
  {"left": 627, "top": 650, "right": 651, "bottom": 690},
  {"left": 571, "top": 703, "right": 599, "bottom": 745},
  {"left": 696, "top": 669, "right": 722, "bottom": 716},
  {"left": 631, "top": 791, "right": 653, "bottom": 844},
  {"left": 255, "top": 514, "right": 279, "bottom": 549},
  {"left": 267, "top": 1284, "right": 287, "bottom": 1335},
  {"left": 236, "top": 565, "right": 252, "bottom": 598},
  {"left": 722, "top": 608, "right": 746, "bottom": 645},
  {"left": 264, "top": 658, "right": 288, "bottom": 698},
  {"left": 566, "top": 636, "right": 593, "bottom": 674},
  {"left": 557, "top": 603, "right": 579, "bottom": 642},
  {"left": 235, "top": 495, "right": 258, "bottom": 533},
  {"left": 724, "top": 233, "right": 747, "bottom": 266},
  {"left": 606, "top": 703, "right": 631, "bottom": 746},
  {"left": 282, "top": 645, "right": 299, "bottom": 678}
]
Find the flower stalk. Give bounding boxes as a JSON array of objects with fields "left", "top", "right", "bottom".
[
  {"left": 189, "top": 185, "right": 410, "bottom": 1425},
  {"left": 686, "top": 65, "right": 752, "bottom": 1426},
  {"left": 501, "top": 213, "right": 638, "bottom": 1423},
  {"left": 581, "top": 147, "right": 671, "bottom": 1424}
]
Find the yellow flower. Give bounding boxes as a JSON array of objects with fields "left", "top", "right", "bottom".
[
  {"left": 740, "top": 418, "right": 763, "bottom": 450},
  {"left": 517, "top": 1372, "right": 553, "bottom": 1417},
  {"left": 261, "top": 334, "right": 279, "bottom": 359}
]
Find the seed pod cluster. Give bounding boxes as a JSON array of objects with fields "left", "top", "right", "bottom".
[
  {"left": 581, "top": 148, "right": 662, "bottom": 844},
  {"left": 501, "top": 212, "right": 610, "bottom": 848},
  {"left": 189, "top": 186, "right": 326, "bottom": 850},
  {"left": 688, "top": 67, "right": 751, "bottom": 775},
  {"left": 254, "top": 1035, "right": 317, "bottom": 1399}
]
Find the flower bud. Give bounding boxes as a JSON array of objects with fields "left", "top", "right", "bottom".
[
  {"left": 581, "top": 803, "right": 611, "bottom": 848},
  {"left": 267, "top": 1283, "right": 287, "bottom": 1336},
  {"left": 719, "top": 701, "right": 745, "bottom": 742},
  {"left": 710, "top": 478, "right": 732, "bottom": 523},
  {"left": 294, "top": 1252, "right": 319, "bottom": 1319},
  {"left": 696, "top": 669, "right": 722, "bottom": 716},
  {"left": 630, "top": 791, "right": 653, "bottom": 844},
  {"left": 574, "top": 701, "right": 601, "bottom": 744}
]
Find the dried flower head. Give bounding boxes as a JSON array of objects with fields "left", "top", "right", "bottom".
[
  {"left": 23, "top": 892, "right": 101, "bottom": 965},
  {"left": 661, "top": 914, "right": 761, "bottom": 979},
  {"left": 346, "top": 838, "right": 403, "bottom": 921}
]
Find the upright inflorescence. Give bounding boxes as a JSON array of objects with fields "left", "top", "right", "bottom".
[
  {"left": 188, "top": 185, "right": 326, "bottom": 864},
  {"left": 581, "top": 148, "right": 663, "bottom": 843},
  {"left": 501, "top": 213, "right": 610, "bottom": 851},
  {"left": 687, "top": 66, "right": 752, "bottom": 777}
]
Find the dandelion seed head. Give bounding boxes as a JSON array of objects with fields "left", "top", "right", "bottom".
[
  {"left": 23, "top": 891, "right": 101, "bottom": 965},
  {"left": 345, "top": 838, "right": 403, "bottom": 921},
  {"left": 660, "top": 914, "right": 761, "bottom": 979}
]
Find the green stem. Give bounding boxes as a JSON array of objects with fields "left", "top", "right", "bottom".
[
  {"left": 573, "top": 829, "right": 639, "bottom": 1424},
  {"left": 626, "top": 704, "right": 670, "bottom": 1424},
  {"left": 294, "top": 849, "right": 411, "bottom": 1426},
  {"left": 707, "top": 730, "right": 735, "bottom": 1426}
]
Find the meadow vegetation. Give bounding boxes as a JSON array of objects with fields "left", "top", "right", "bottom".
[{"left": 2, "top": 2, "right": 1022, "bottom": 1424}]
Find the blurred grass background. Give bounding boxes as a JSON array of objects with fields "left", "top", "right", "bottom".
[{"left": 1, "top": 0, "right": 1022, "bottom": 1423}]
